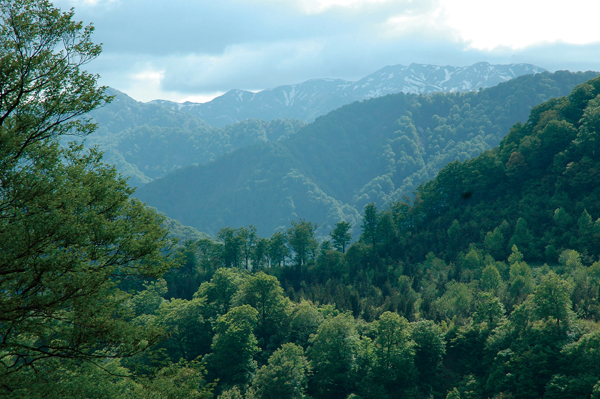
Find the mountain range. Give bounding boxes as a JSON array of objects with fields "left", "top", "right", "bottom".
[
  {"left": 135, "top": 70, "right": 598, "bottom": 239},
  {"left": 150, "top": 62, "right": 546, "bottom": 127},
  {"left": 83, "top": 89, "right": 305, "bottom": 186},
  {"left": 84, "top": 63, "right": 544, "bottom": 187}
]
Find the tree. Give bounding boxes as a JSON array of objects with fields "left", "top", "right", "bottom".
[
  {"left": 330, "top": 221, "right": 352, "bottom": 253},
  {"left": 578, "top": 209, "right": 595, "bottom": 250},
  {"left": 371, "top": 312, "right": 416, "bottom": 394},
  {"left": 481, "top": 264, "right": 504, "bottom": 295},
  {"left": 155, "top": 297, "right": 212, "bottom": 361},
  {"left": 412, "top": 320, "right": 445, "bottom": 389},
  {"left": 446, "top": 388, "right": 461, "bottom": 399},
  {"left": 269, "top": 231, "right": 289, "bottom": 267},
  {"left": 287, "top": 219, "right": 319, "bottom": 268},
  {"left": 234, "top": 272, "right": 290, "bottom": 351},
  {"left": 251, "top": 343, "right": 309, "bottom": 399},
  {"left": 289, "top": 300, "right": 324, "bottom": 349},
  {"left": 195, "top": 267, "right": 246, "bottom": 319},
  {"left": 0, "top": 0, "right": 173, "bottom": 390},
  {"left": 432, "top": 281, "right": 474, "bottom": 323},
  {"left": 239, "top": 226, "right": 258, "bottom": 270},
  {"left": 484, "top": 227, "right": 506, "bottom": 260},
  {"left": 508, "top": 218, "right": 535, "bottom": 259},
  {"left": 251, "top": 237, "right": 270, "bottom": 269},
  {"left": 533, "top": 272, "right": 573, "bottom": 334},
  {"left": 507, "top": 247, "right": 534, "bottom": 309},
  {"left": 207, "top": 305, "right": 259, "bottom": 389},
  {"left": 307, "top": 313, "right": 359, "bottom": 399},
  {"left": 473, "top": 292, "right": 506, "bottom": 328},
  {"left": 362, "top": 203, "right": 379, "bottom": 248},
  {"left": 218, "top": 227, "right": 244, "bottom": 269}
]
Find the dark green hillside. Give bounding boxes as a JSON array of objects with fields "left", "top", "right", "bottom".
[
  {"left": 136, "top": 71, "right": 598, "bottom": 237},
  {"left": 112, "top": 119, "right": 305, "bottom": 181},
  {"left": 285, "top": 70, "right": 595, "bottom": 204},
  {"left": 381, "top": 74, "right": 600, "bottom": 265}
]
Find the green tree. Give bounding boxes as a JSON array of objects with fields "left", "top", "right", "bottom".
[
  {"left": 461, "top": 245, "right": 485, "bottom": 281},
  {"left": 481, "top": 264, "right": 504, "bottom": 295},
  {"left": 432, "top": 281, "right": 474, "bottom": 324},
  {"left": 362, "top": 203, "right": 379, "bottom": 248},
  {"left": 269, "top": 231, "right": 289, "bottom": 267},
  {"left": 165, "top": 240, "right": 206, "bottom": 300},
  {"left": 218, "top": 227, "right": 244, "bottom": 269},
  {"left": 251, "top": 343, "right": 310, "bottom": 399},
  {"left": 553, "top": 207, "right": 573, "bottom": 229},
  {"left": 533, "top": 272, "right": 573, "bottom": 334},
  {"left": 473, "top": 292, "right": 506, "bottom": 327},
  {"left": 484, "top": 227, "right": 506, "bottom": 260},
  {"left": 234, "top": 272, "right": 290, "bottom": 351},
  {"left": 578, "top": 209, "right": 595, "bottom": 250},
  {"left": 411, "top": 320, "right": 445, "bottom": 390},
  {"left": 507, "top": 248, "right": 534, "bottom": 308},
  {"left": 446, "top": 388, "right": 461, "bottom": 399},
  {"left": 371, "top": 312, "right": 416, "bottom": 394},
  {"left": 308, "top": 313, "right": 359, "bottom": 399},
  {"left": 128, "top": 279, "right": 168, "bottom": 317},
  {"left": 0, "top": 0, "right": 173, "bottom": 391},
  {"left": 289, "top": 300, "right": 325, "bottom": 349},
  {"left": 239, "top": 226, "right": 258, "bottom": 270},
  {"left": 195, "top": 268, "right": 246, "bottom": 319},
  {"left": 251, "top": 237, "right": 270, "bottom": 269},
  {"left": 207, "top": 305, "right": 259, "bottom": 389},
  {"left": 287, "top": 219, "right": 319, "bottom": 268},
  {"left": 155, "top": 297, "right": 212, "bottom": 361},
  {"left": 508, "top": 218, "right": 535, "bottom": 259},
  {"left": 330, "top": 221, "right": 352, "bottom": 253},
  {"left": 447, "top": 219, "right": 464, "bottom": 260}
]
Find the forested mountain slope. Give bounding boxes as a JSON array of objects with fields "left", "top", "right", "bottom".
[
  {"left": 152, "top": 62, "right": 544, "bottom": 126},
  {"left": 382, "top": 72, "right": 600, "bottom": 265},
  {"left": 145, "top": 73, "right": 600, "bottom": 399},
  {"left": 83, "top": 89, "right": 306, "bottom": 186},
  {"left": 135, "top": 71, "right": 598, "bottom": 238}
]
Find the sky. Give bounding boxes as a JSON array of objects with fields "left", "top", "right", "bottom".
[{"left": 55, "top": 0, "right": 600, "bottom": 103}]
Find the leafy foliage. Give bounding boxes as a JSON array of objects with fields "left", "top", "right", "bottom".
[{"left": 0, "top": 1, "right": 210, "bottom": 396}]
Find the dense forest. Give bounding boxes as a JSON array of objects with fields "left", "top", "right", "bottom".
[
  {"left": 143, "top": 74, "right": 600, "bottom": 399},
  {"left": 135, "top": 70, "right": 598, "bottom": 239},
  {"left": 3, "top": 1, "right": 600, "bottom": 399}
]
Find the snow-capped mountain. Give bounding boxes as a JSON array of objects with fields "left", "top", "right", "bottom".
[{"left": 150, "top": 62, "right": 545, "bottom": 127}]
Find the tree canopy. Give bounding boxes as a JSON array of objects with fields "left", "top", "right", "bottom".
[{"left": 0, "top": 1, "right": 193, "bottom": 396}]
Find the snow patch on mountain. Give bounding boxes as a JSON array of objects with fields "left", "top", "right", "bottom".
[{"left": 149, "top": 62, "right": 546, "bottom": 127}]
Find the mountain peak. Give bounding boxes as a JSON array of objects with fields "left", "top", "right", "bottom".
[{"left": 151, "top": 62, "right": 547, "bottom": 127}]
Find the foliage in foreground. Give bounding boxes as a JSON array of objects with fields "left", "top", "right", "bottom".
[{"left": 0, "top": 0, "right": 211, "bottom": 397}]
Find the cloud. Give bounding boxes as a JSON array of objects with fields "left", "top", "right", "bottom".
[
  {"left": 58, "top": 0, "right": 356, "bottom": 55},
  {"left": 55, "top": 0, "right": 600, "bottom": 102},
  {"left": 440, "top": 0, "right": 600, "bottom": 50}
]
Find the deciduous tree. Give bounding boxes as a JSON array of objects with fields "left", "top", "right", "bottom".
[
  {"left": 330, "top": 220, "right": 352, "bottom": 253},
  {"left": 0, "top": 0, "right": 173, "bottom": 390}
]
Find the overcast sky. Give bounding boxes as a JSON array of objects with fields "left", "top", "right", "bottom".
[{"left": 55, "top": 0, "right": 600, "bottom": 103}]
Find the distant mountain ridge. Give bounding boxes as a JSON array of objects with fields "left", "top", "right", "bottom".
[
  {"left": 151, "top": 62, "right": 546, "bottom": 126},
  {"left": 136, "top": 70, "right": 597, "bottom": 239},
  {"left": 81, "top": 88, "right": 306, "bottom": 186}
]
